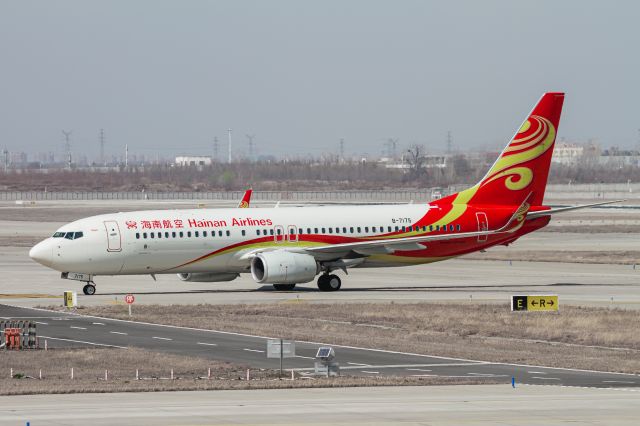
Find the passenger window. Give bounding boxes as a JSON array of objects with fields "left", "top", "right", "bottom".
[
  {"left": 314, "top": 228, "right": 318, "bottom": 234},
  {"left": 387, "top": 226, "right": 391, "bottom": 232},
  {"left": 394, "top": 226, "right": 399, "bottom": 232},
  {"left": 136, "top": 233, "right": 140, "bottom": 239},
  {"left": 187, "top": 231, "right": 192, "bottom": 238},
  {"left": 194, "top": 231, "right": 199, "bottom": 238},
  {"left": 450, "top": 224, "right": 454, "bottom": 231},
  {"left": 165, "top": 232, "right": 169, "bottom": 238},
  {"left": 269, "top": 229, "right": 274, "bottom": 236},
  {"left": 307, "top": 228, "right": 311, "bottom": 234},
  {"left": 226, "top": 230, "right": 230, "bottom": 237},
  {"left": 436, "top": 225, "right": 440, "bottom": 231},
  {"left": 276, "top": 229, "right": 281, "bottom": 235},
  {"left": 203, "top": 231, "right": 207, "bottom": 237},
  {"left": 219, "top": 231, "right": 223, "bottom": 237},
  {"left": 456, "top": 224, "right": 461, "bottom": 231},
  {"left": 180, "top": 232, "right": 184, "bottom": 238},
  {"left": 143, "top": 233, "right": 147, "bottom": 239},
  {"left": 365, "top": 227, "right": 369, "bottom": 233},
  {"left": 371, "top": 227, "right": 376, "bottom": 232},
  {"left": 256, "top": 230, "right": 261, "bottom": 236},
  {"left": 422, "top": 226, "right": 427, "bottom": 232},
  {"left": 334, "top": 228, "right": 339, "bottom": 234},
  {"left": 241, "top": 230, "right": 246, "bottom": 236},
  {"left": 328, "top": 228, "right": 333, "bottom": 234},
  {"left": 172, "top": 232, "right": 176, "bottom": 238},
  {"left": 350, "top": 227, "right": 354, "bottom": 233},
  {"left": 401, "top": 226, "right": 405, "bottom": 232},
  {"left": 429, "top": 225, "right": 433, "bottom": 231},
  {"left": 357, "top": 227, "right": 361, "bottom": 233},
  {"left": 157, "top": 233, "right": 162, "bottom": 239},
  {"left": 150, "top": 233, "right": 155, "bottom": 239},
  {"left": 298, "top": 228, "right": 303, "bottom": 234},
  {"left": 290, "top": 228, "right": 295, "bottom": 235}
]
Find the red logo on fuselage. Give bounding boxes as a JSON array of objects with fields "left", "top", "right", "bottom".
[{"left": 125, "top": 220, "right": 137, "bottom": 229}]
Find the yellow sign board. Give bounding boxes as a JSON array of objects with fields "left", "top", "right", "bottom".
[
  {"left": 63, "top": 291, "right": 77, "bottom": 308},
  {"left": 511, "top": 295, "right": 558, "bottom": 312}
]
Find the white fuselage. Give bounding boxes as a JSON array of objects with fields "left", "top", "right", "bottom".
[{"left": 30, "top": 204, "right": 435, "bottom": 276}]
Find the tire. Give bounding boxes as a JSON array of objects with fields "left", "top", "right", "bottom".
[
  {"left": 83, "top": 284, "right": 96, "bottom": 296},
  {"left": 327, "top": 274, "right": 341, "bottom": 291},
  {"left": 273, "top": 284, "right": 296, "bottom": 291},
  {"left": 317, "top": 275, "right": 330, "bottom": 291}
]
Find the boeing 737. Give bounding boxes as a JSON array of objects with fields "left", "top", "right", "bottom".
[{"left": 29, "top": 93, "right": 616, "bottom": 295}]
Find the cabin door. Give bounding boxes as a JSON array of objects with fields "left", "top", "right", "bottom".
[{"left": 476, "top": 212, "right": 488, "bottom": 243}]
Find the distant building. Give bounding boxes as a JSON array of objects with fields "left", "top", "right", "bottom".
[
  {"left": 552, "top": 142, "right": 583, "bottom": 165},
  {"left": 175, "top": 156, "right": 213, "bottom": 167}
]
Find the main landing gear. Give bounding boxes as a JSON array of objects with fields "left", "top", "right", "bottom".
[
  {"left": 317, "top": 274, "right": 341, "bottom": 292},
  {"left": 83, "top": 282, "right": 96, "bottom": 296}
]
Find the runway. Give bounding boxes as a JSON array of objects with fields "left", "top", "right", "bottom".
[
  {"left": 1, "top": 385, "right": 638, "bottom": 426},
  {"left": 2, "top": 304, "right": 638, "bottom": 388}
]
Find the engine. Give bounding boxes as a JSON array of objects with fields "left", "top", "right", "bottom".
[
  {"left": 177, "top": 272, "right": 239, "bottom": 282},
  {"left": 251, "top": 250, "right": 319, "bottom": 284}
]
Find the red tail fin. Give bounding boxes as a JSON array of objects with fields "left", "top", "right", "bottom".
[
  {"left": 238, "top": 189, "right": 252, "bottom": 208},
  {"left": 452, "top": 92, "right": 564, "bottom": 207}
]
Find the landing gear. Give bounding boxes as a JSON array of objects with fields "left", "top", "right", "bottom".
[
  {"left": 82, "top": 283, "right": 96, "bottom": 296},
  {"left": 317, "top": 274, "right": 341, "bottom": 292},
  {"left": 273, "top": 284, "right": 296, "bottom": 291}
]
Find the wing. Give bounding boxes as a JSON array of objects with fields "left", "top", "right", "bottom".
[{"left": 526, "top": 200, "right": 624, "bottom": 220}]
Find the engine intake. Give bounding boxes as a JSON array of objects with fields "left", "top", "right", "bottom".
[
  {"left": 251, "top": 250, "right": 319, "bottom": 284},
  {"left": 177, "top": 272, "right": 239, "bottom": 282}
]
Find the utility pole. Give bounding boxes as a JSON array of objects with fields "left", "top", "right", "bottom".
[
  {"left": 125, "top": 144, "right": 129, "bottom": 167},
  {"left": 2, "top": 148, "right": 8, "bottom": 172},
  {"left": 99, "top": 128, "right": 106, "bottom": 165},
  {"left": 246, "top": 134, "right": 255, "bottom": 162},
  {"left": 447, "top": 130, "right": 453, "bottom": 154},
  {"left": 62, "top": 130, "right": 72, "bottom": 169},
  {"left": 227, "top": 128, "right": 232, "bottom": 164},
  {"left": 339, "top": 138, "right": 345, "bottom": 162},
  {"left": 213, "top": 137, "right": 219, "bottom": 162}
]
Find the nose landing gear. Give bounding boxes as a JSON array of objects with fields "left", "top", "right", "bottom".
[{"left": 82, "top": 282, "right": 96, "bottom": 296}]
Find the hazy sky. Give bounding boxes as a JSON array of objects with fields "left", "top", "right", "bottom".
[{"left": 1, "top": 1, "right": 639, "bottom": 159}]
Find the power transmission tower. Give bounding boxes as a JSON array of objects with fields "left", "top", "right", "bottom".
[
  {"left": 227, "top": 128, "right": 232, "bottom": 164},
  {"left": 99, "top": 128, "right": 106, "bottom": 165},
  {"left": 246, "top": 134, "right": 255, "bottom": 161},
  {"left": 62, "top": 130, "right": 72, "bottom": 169},
  {"left": 446, "top": 130, "right": 453, "bottom": 154},
  {"left": 339, "top": 138, "right": 345, "bottom": 162},
  {"left": 213, "top": 137, "right": 219, "bottom": 162},
  {"left": 2, "top": 148, "right": 8, "bottom": 172}
]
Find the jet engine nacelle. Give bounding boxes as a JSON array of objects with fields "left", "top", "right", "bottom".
[
  {"left": 177, "top": 272, "right": 239, "bottom": 282},
  {"left": 250, "top": 250, "right": 319, "bottom": 284}
]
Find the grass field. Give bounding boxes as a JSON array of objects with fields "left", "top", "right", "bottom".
[
  {"left": 50, "top": 302, "right": 640, "bottom": 375},
  {"left": 0, "top": 348, "right": 494, "bottom": 395}
]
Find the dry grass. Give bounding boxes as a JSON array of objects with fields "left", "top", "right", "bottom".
[
  {"left": 464, "top": 250, "right": 640, "bottom": 265},
  {"left": 59, "top": 303, "right": 640, "bottom": 375},
  {"left": 0, "top": 348, "right": 494, "bottom": 395}
]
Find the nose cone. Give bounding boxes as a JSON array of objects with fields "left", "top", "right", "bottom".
[{"left": 29, "top": 240, "right": 53, "bottom": 267}]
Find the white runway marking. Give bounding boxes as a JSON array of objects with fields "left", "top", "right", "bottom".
[
  {"left": 70, "top": 326, "right": 86, "bottom": 330},
  {"left": 603, "top": 380, "right": 637, "bottom": 384},
  {"left": 35, "top": 321, "right": 48, "bottom": 325},
  {"left": 361, "top": 371, "right": 379, "bottom": 374},
  {"left": 295, "top": 355, "right": 315, "bottom": 360},
  {"left": 347, "top": 362, "right": 370, "bottom": 366},
  {"left": 532, "top": 376, "right": 561, "bottom": 380},
  {"left": 39, "top": 335, "right": 127, "bottom": 349},
  {"left": 152, "top": 336, "right": 172, "bottom": 341},
  {"left": 196, "top": 342, "right": 217, "bottom": 346},
  {"left": 92, "top": 322, "right": 105, "bottom": 326},
  {"left": 407, "top": 368, "right": 432, "bottom": 372},
  {"left": 528, "top": 371, "right": 547, "bottom": 374},
  {"left": 243, "top": 348, "right": 264, "bottom": 353},
  {"left": 110, "top": 331, "right": 127, "bottom": 335}
]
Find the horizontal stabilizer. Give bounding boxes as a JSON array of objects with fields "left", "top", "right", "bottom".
[{"left": 526, "top": 200, "right": 626, "bottom": 220}]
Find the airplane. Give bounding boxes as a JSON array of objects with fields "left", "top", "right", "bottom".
[
  {"left": 29, "top": 92, "right": 618, "bottom": 295},
  {"left": 238, "top": 188, "right": 252, "bottom": 208}
]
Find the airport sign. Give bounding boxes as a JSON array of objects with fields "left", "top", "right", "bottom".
[
  {"left": 124, "top": 294, "right": 135, "bottom": 304},
  {"left": 511, "top": 295, "right": 558, "bottom": 312}
]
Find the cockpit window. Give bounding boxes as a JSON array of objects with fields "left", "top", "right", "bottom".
[{"left": 59, "top": 231, "right": 84, "bottom": 240}]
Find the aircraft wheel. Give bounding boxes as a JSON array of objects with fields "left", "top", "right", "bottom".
[
  {"left": 327, "top": 274, "right": 341, "bottom": 291},
  {"left": 83, "top": 283, "right": 96, "bottom": 296},
  {"left": 273, "top": 284, "right": 296, "bottom": 291},
  {"left": 318, "top": 274, "right": 341, "bottom": 292}
]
